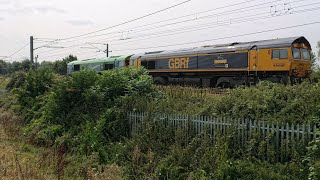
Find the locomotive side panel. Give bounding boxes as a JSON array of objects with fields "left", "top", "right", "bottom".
[
  {"left": 255, "top": 48, "right": 291, "bottom": 72},
  {"left": 139, "top": 52, "right": 249, "bottom": 72},
  {"left": 197, "top": 52, "right": 248, "bottom": 69}
]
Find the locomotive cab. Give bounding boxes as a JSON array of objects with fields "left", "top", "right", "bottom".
[{"left": 290, "top": 43, "right": 312, "bottom": 79}]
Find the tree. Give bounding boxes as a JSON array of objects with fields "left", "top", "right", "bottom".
[
  {"left": 311, "top": 42, "right": 320, "bottom": 80},
  {"left": 4, "top": 59, "right": 32, "bottom": 73},
  {"left": 40, "top": 61, "right": 54, "bottom": 69},
  {"left": 20, "top": 59, "right": 32, "bottom": 71},
  {"left": 0, "top": 60, "right": 8, "bottom": 74},
  {"left": 318, "top": 41, "right": 320, "bottom": 58},
  {"left": 63, "top": 54, "right": 77, "bottom": 64},
  {"left": 311, "top": 52, "right": 317, "bottom": 69},
  {"left": 52, "top": 54, "right": 77, "bottom": 75}
]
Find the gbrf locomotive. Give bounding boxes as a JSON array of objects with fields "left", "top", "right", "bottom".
[{"left": 68, "top": 36, "right": 312, "bottom": 87}]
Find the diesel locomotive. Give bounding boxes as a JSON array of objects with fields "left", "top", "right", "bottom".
[{"left": 67, "top": 36, "right": 312, "bottom": 87}]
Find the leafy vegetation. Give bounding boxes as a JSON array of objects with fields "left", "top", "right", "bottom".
[
  {"left": 40, "top": 55, "right": 77, "bottom": 75},
  {"left": 0, "top": 59, "right": 32, "bottom": 75},
  {"left": 1, "top": 65, "right": 320, "bottom": 179},
  {"left": 0, "top": 54, "right": 77, "bottom": 75},
  {"left": 311, "top": 41, "right": 320, "bottom": 80},
  {"left": 129, "top": 81, "right": 320, "bottom": 124}
]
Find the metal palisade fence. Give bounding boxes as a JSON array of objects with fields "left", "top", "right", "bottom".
[{"left": 128, "top": 112, "right": 319, "bottom": 162}]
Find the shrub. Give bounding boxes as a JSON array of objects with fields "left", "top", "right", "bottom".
[
  {"left": 133, "top": 81, "right": 320, "bottom": 124},
  {"left": 304, "top": 135, "right": 320, "bottom": 179},
  {"left": 213, "top": 81, "right": 320, "bottom": 124},
  {"left": 23, "top": 68, "right": 155, "bottom": 152},
  {"left": 9, "top": 66, "right": 320, "bottom": 179},
  {"left": 6, "top": 71, "right": 26, "bottom": 90},
  {"left": 15, "top": 68, "right": 55, "bottom": 122}
]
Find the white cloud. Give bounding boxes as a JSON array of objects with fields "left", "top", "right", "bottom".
[
  {"left": 34, "top": 6, "right": 66, "bottom": 14},
  {"left": 0, "top": 5, "right": 66, "bottom": 16},
  {"left": 0, "top": 0, "right": 10, "bottom": 5},
  {"left": 66, "top": 20, "right": 94, "bottom": 26}
]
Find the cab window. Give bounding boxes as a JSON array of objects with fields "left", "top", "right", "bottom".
[
  {"left": 302, "top": 49, "right": 311, "bottom": 60},
  {"left": 141, "top": 60, "right": 156, "bottom": 70},
  {"left": 272, "top": 49, "right": 288, "bottom": 59},
  {"left": 74, "top": 64, "right": 80, "bottom": 71},
  {"left": 104, "top": 63, "right": 114, "bottom": 70},
  {"left": 292, "top": 48, "right": 301, "bottom": 59},
  {"left": 115, "top": 61, "right": 125, "bottom": 68}
]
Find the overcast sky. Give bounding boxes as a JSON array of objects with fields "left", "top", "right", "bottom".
[{"left": 0, "top": 0, "right": 320, "bottom": 62}]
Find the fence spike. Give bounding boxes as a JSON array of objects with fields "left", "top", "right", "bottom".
[
  {"left": 313, "top": 125, "right": 317, "bottom": 139},
  {"left": 302, "top": 124, "right": 305, "bottom": 145},
  {"left": 297, "top": 124, "right": 300, "bottom": 142},
  {"left": 276, "top": 123, "right": 279, "bottom": 159},
  {"left": 308, "top": 124, "right": 311, "bottom": 142},
  {"left": 127, "top": 112, "right": 319, "bottom": 162}
]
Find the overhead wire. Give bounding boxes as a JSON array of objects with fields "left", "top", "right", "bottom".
[
  {"left": 89, "top": 1, "right": 320, "bottom": 44},
  {"left": 35, "top": 0, "right": 290, "bottom": 56},
  {"left": 37, "top": 3, "right": 320, "bottom": 58},
  {"left": 39, "top": 47, "right": 105, "bottom": 60},
  {"left": 89, "top": 0, "right": 279, "bottom": 40},
  {"left": 33, "top": 0, "right": 192, "bottom": 55},
  {"left": 37, "top": 0, "right": 312, "bottom": 46},
  {"left": 40, "top": 19, "right": 320, "bottom": 60},
  {"left": 37, "top": 0, "right": 319, "bottom": 60},
  {"left": 109, "top": 6, "right": 320, "bottom": 46},
  {"left": 54, "top": 0, "right": 193, "bottom": 41},
  {"left": 36, "top": 0, "right": 274, "bottom": 47},
  {"left": 6, "top": 42, "right": 30, "bottom": 59},
  {"left": 112, "top": 21, "right": 320, "bottom": 52}
]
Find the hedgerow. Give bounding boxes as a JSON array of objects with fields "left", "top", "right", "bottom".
[
  {"left": 3, "top": 67, "right": 320, "bottom": 179},
  {"left": 20, "top": 67, "right": 155, "bottom": 152},
  {"left": 130, "top": 81, "right": 320, "bottom": 124},
  {"left": 213, "top": 81, "right": 320, "bottom": 124}
]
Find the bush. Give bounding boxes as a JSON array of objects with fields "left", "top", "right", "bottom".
[
  {"left": 132, "top": 81, "right": 320, "bottom": 124},
  {"left": 15, "top": 68, "right": 55, "bottom": 123},
  {"left": 23, "top": 68, "right": 155, "bottom": 150},
  {"left": 8, "top": 66, "right": 320, "bottom": 179},
  {"left": 304, "top": 135, "right": 320, "bottom": 179},
  {"left": 6, "top": 71, "right": 26, "bottom": 90},
  {"left": 213, "top": 81, "right": 320, "bottom": 124}
]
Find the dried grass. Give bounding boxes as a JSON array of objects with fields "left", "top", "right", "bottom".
[
  {"left": 0, "top": 108, "right": 23, "bottom": 139},
  {"left": 87, "top": 164, "right": 124, "bottom": 180},
  {"left": 0, "top": 107, "right": 57, "bottom": 180},
  {"left": 0, "top": 132, "right": 56, "bottom": 180}
]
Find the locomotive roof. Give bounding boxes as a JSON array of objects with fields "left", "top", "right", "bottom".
[
  {"left": 131, "top": 36, "right": 311, "bottom": 59},
  {"left": 68, "top": 55, "right": 132, "bottom": 65}
]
